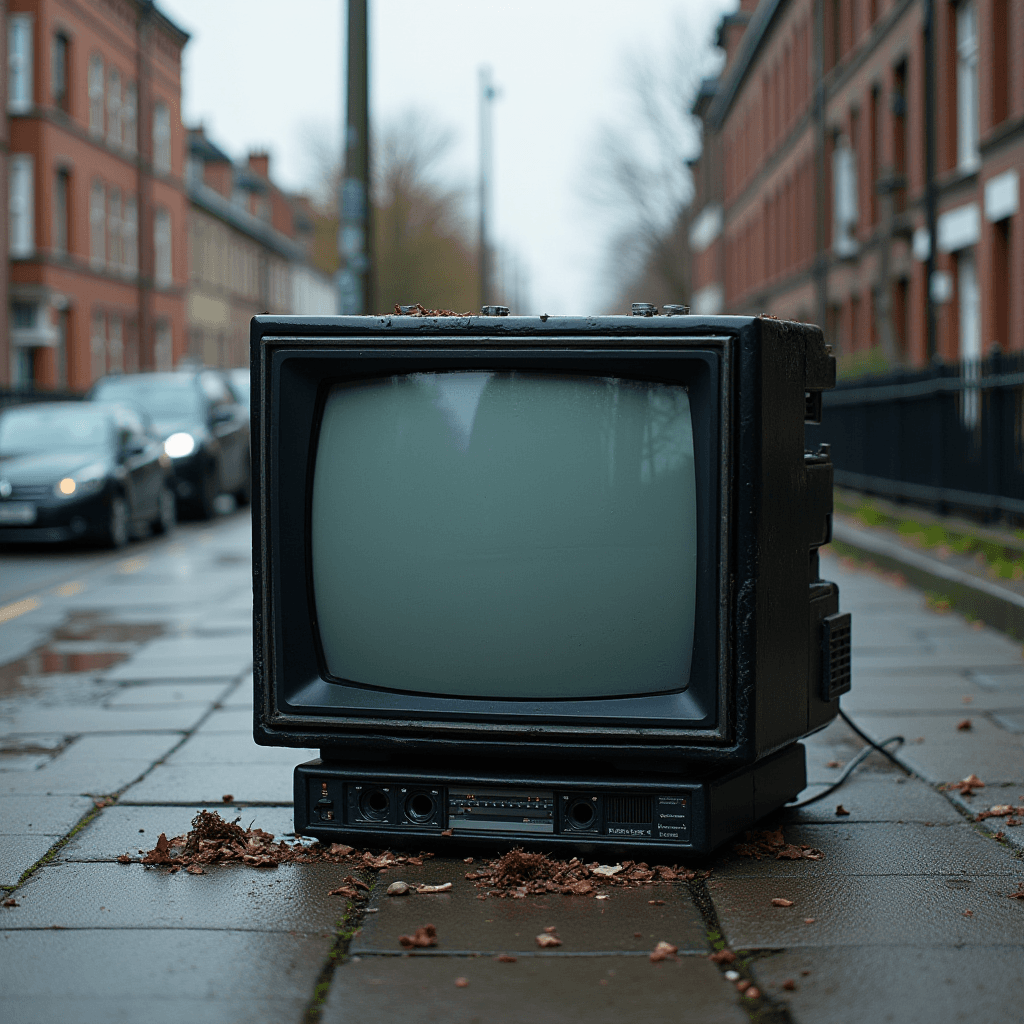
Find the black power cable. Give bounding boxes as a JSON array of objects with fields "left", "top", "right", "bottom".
[{"left": 787, "top": 709, "right": 907, "bottom": 809}]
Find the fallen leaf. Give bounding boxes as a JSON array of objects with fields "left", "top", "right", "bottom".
[
  {"left": 736, "top": 980, "right": 750, "bottom": 992},
  {"left": 454, "top": 977, "right": 469, "bottom": 988},
  {"left": 328, "top": 886, "right": 363, "bottom": 899},
  {"left": 329, "top": 843, "right": 353, "bottom": 856},
  {"left": 746, "top": 987, "right": 762, "bottom": 999},
  {"left": 1006, "top": 884, "right": 1024, "bottom": 900},
  {"left": 463, "top": 857, "right": 474, "bottom": 864},
  {"left": 441, "top": 829, "right": 454, "bottom": 836},
  {"left": 595, "top": 894, "right": 610, "bottom": 900},
  {"left": 386, "top": 881, "right": 411, "bottom": 896},
  {"left": 543, "top": 925, "right": 558, "bottom": 934},
  {"left": 709, "top": 949, "right": 737, "bottom": 965},
  {"left": 835, "top": 805, "right": 851, "bottom": 816},
  {"left": 398, "top": 924, "right": 437, "bottom": 948},
  {"left": 495, "top": 954, "right": 516, "bottom": 962},
  {"left": 771, "top": 898, "right": 795, "bottom": 907},
  {"left": 826, "top": 760, "right": 843, "bottom": 768},
  {"left": 536, "top": 933, "right": 562, "bottom": 947},
  {"left": 957, "top": 719, "right": 972, "bottom": 731},
  {"left": 593, "top": 864, "right": 623, "bottom": 877},
  {"left": 2, "top": 898, "right": 18, "bottom": 908},
  {"left": 804, "top": 917, "right": 816, "bottom": 924},
  {"left": 414, "top": 882, "right": 453, "bottom": 894},
  {"left": 634, "top": 932, "right": 643, "bottom": 938},
  {"left": 782, "top": 979, "right": 797, "bottom": 991},
  {"left": 963, "top": 909, "right": 974, "bottom": 917},
  {"left": 648, "top": 900, "right": 665, "bottom": 906},
  {"left": 116, "top": 853, "right": 132, "bottom": 864},
  {"left": 186, "top": 865, "right": 205, "bottom": 875},
  {"left": 650, "top": 941, "right": 678, "bottom": 963},
  {"left": 221, "top": 794, "right": 234, "bottom": 803}
]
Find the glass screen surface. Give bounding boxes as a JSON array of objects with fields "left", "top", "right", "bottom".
[{"left": 311, "top": 371, "right": 697, "bottom": 699}]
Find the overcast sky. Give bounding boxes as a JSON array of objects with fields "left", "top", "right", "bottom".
[{"left": 157, "top": 0, "right": 735, "bottom": 313}]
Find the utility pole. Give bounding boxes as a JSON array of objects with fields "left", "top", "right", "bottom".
[
  {"left": 338, "top": 0, "right": 372, "bottom": 314},
  {"left": 478, "top": 66, "right": 498, "bottom": 310}
]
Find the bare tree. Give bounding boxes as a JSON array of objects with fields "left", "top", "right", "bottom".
[
  {"left": 300, "top": 111, "right": 480, "bottom": 313},
  {"left": 586, "top": 19, "right": 721, "bottom": 312}
]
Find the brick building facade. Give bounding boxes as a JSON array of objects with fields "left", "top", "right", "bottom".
[
  {"left": 687, "top": 0, "right": 1023, "bottom": 371},
  {"left": 6, "top": 0, "right": 188, "bottom": 390}
]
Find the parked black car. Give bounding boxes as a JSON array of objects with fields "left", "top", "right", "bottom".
[
  {"left": 91, "top": 371, "right": 250, "bottom": 518},
  {"left": 0, "top": 401, "right": 175, "bottom": 547}
]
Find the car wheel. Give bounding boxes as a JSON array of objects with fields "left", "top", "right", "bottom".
[
  {"left": 101, "top": 495, "right": 130, "bottom": 549},
  {"left": 196, "top": 466, "right": 219, "bottom": 520},
  {"left": 152, "top": 485, "right": 177, "bottom": 535}
]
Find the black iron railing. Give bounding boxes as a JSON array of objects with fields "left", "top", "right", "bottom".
[{"left": 806, "top": 351, "right": 1024, "bottom": 519}]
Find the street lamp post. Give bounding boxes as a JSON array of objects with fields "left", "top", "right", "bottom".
[{"left": 478, "top": 66, "right": 498, "bottom": 311}]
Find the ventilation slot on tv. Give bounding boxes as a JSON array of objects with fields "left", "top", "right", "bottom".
[
  {"left": 822, "top": 612, "right": 852, "bottom": 701},
  {"left": 604, "top": 795, "right": 655, "bottom": 826}
]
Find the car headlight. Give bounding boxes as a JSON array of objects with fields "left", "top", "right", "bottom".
[
  {"left": 164, "top": 432, "right": 196, "bottom": 459},
  {"left": 54, "top": 462, "right": 107, "bottom": 499}
]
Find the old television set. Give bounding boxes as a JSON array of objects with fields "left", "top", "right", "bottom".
[{"left": 252, "top": 311, "right": 848, "bottom": 854}]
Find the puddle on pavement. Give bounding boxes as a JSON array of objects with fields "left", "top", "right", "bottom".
[{"left": 0, "top": 611, "right": 164, "bottom": 698}]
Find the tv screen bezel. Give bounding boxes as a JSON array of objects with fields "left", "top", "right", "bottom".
[{"left": 257, "top": 333, "right": 734, "bottom": 744}]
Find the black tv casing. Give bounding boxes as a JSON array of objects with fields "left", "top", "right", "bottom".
[{"left": 251, "top": 314, "right": 844, "bottom": 852}]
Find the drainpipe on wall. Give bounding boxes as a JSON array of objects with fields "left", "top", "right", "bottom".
[
  {"left": 812, "top": 0, "right": 829, "bottom": 333},
  {"left": 923, "top": 0, "right": 938, "bottom": 362},
  {"left": 136, "top": 4, "right": 153, "bottom": 370}
]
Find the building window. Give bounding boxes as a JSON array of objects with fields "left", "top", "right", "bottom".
[
  {"left": 108, "top": 188, "right": 122, "bottom": 272},
  {"left": 154, "top": 321, "right": 173, "bottom": 371},
  {"left": 107, "top": 315, "right": 123, "bottom": 373},
  {"left": 956, "top": 1, "right": 979, "bottom": 172},
  {"left": 53, "top": 169, "right": 69, "bottom": 255},
  {"left": 90, "top": 310, "right": 106, "bottom": 381},
  {"left": 154, "top": 207, "right": 172, "bottom": 287},
  {"left": 831, "top": 133, "right": 858, "bottom": 256},
  {"left": 88, "top": 54, "right": 104, "bottom": 135},
  {"left": 52, "top": 33, "right": 69, "bottom": 112},
  {"left": 123, "top": 197, "right": 138, "bottom": 278},
  {"left": 8, "top": 16, "right": 33, "bottom": 114},
  {"left": 89, "top": 180, "right": 105, "bottom": 269},
  {"left": 9, "top": 155, "right": 35, "bottom": 257},
  {"left": 153, "top": 102, "right": 171, "bottom": 174},
  {"left": 123, "top": 83, "right": 137, "bottom": 152},
  {"left": 106, "top": 67, "right": 122, "bottom": 147},
  {"left": 957, "top": 248, "right": 981, "bottom": 427}
]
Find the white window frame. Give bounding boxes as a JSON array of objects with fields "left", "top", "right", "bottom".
[
  {"left": 8, "top": 16, "right": 34, "bottom": 114},
  {"left": 122, "top": 196, "right": 138, "bottom": 278},
  {"left": 123, "top": 83, "right": 137, "bottom": 153},
  {"left": 106, "top": 67, "right": 122, "bottom": 148},
  {"left": 88, "top": 54, "right": 104, "bottom": 135},
  {"left": 107, "top": 188, "right": 122, "bottom": 272},
  {"left": 154, "top": 207, "right": 172, "bottom": 287},
  {"left": 832, "top": 133, "right": 859, "bottom": 256},
  {"left": 90, "top": 310, "right": 106, "bottom": 381},
  {"left": 956, "top": 1, "right": 980, "bottom": 172},
  {"left": 153, "top": 102, "right": 171, "bottom": 174},
  {"left": 9, "top": 155, "right": 35, "bottom": 257},
  {"left": 957, "top": 247, "right": 981, "bottom": 427},
  {"left": 89, "top": 179, "right": 106, "bottom": 269}
]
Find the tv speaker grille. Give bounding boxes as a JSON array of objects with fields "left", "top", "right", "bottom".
[{"left": 604, "top": 795, "right": 655, "bottom": 825}]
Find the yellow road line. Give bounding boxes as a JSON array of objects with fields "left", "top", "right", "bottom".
[
  {"left": 0, "top": 596, "right": 41, "bottom": 625},
  {"left": 117, "top": 556, "right": 148, "bottom": 575}
]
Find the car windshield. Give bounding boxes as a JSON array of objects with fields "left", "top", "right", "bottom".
[
  {"left": 0, "top": 405, "right": 112, "bottom": 456},
  {"left": 228, "top": 370, "right": 250, "bottom": 407},
  {"left": 93, "top": 376, "right": 203, "bottom": 421}
]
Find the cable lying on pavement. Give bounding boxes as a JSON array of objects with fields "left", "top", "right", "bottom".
[{"left": 787, "top": 709, "right": 906, "bottom": 809}]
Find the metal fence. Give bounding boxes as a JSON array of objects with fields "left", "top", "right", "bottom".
[
  {"left": 806, "top": 351, "right": 1024, "bottom": 520},
  {"left": 0, "top": 387, "right": 84, "bottom": 412}
]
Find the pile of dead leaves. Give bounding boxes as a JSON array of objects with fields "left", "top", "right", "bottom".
[
  {"left": 464, "top": 847, "right": 695, "bottom": 899},
  {"left": 393, "top": 304, "right": 472, "bottom": 317},
  {"left": 942, "top": 773, "right": 985, "bottom": 797},
  {"left": 976, "top": 803, "right": 1024, "bottom": 826},
  {"left": 733, "top": 827, "right": 824, "bottom": 861},
  {"left": 131, "top": 810, "right": 434, "bottom": 875}
]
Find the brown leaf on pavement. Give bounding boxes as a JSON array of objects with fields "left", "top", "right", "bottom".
[
  {"left": 2, "top": 898, "right": 18, "bottom": 908},
  {"left": 398, "top": 924, "right": 437, "bottom": 948},
  {"left": 835, "top": 805, "right": 851, "bottom": 816},
  {"left": 945, "top": 774, "right": 986, "bottom": 797},
  {"left": 221, "top": 794, "right": 233, "bottom": 803},
  {"left": 186, "top": 865, "right": 205, "bottom": 875},
  {"left": 414, "top": 882, "right": 453, "bottom": 893},
  {"left": 650, "top": 941, "right": 678, "bottom": 963},
  {"left": 745, "top": 987, "right": 762, "bottom": 999},
  {"left": 454, "top": 977, "right": 469, "bottom": 988},
  {"left": 1006, "top": 883, "right": 1024, "bottom": 900},
  {"left": 709, "top": 949, "right": 737, "bottom": 965},
  {"left": 957, "top": 719, "right": 972, "bottom": 731},
  {"left": 495, "top": 954, "right": 516, "bottom": 962},
  {"left": 116, "top": 853, "right": 132, "bottom": 864},
  {"left": 782, "top": 979, "right": 797, "bottom": 991},
  {"left": 536, "top": 933, "right": 562, "bottom": 947},
  {"left": 771, "top": 898, "right": 795, "bottom": 907},
  {"left": 328, "top": 885, "right": 364, "bottom": 899}
]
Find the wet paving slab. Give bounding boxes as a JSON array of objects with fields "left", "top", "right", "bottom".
[
  {"left": 2, "top": 861, "right": 352, "bottom": 933},
  {"left": 61, "top": 804, "right": 298, "bottom": 861},
  {"left": 0, "top": 928, "right": 331, "bottom": 1024},
  {"left": 119, "top": 762, "right": 294, "bottom": 804},
  {"left": 0, "top": 793, "right": 94, "bottom": 835},
  {"left": 321, "top": 954, "right": 750, "bottom": 1024},
  {"left": 103, "top": 681, "right": 236, "bottom": 707},
  {"left": 350, "top": 859, "right": 709, "bottom": 956},
  {"left": 0, "top": 835, "right": 59, "bottom": 886},
  {"left": 747, "top": 944, "right": 1024, "bottom": 1024},
  {"left": 712, "top": 874, "right": 1024, "bottom": 949},
  {"left": 782, "top": 774, "right": 964, "bottom": 824}
]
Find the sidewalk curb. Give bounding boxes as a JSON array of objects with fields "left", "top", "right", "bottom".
[{"left": 830, "top": 519, "right": 1024, "bottom": 641}]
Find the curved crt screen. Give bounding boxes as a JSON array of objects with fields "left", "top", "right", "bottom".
[{"left": 311, "top": 372, "right": 697, "bottom": 699}]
